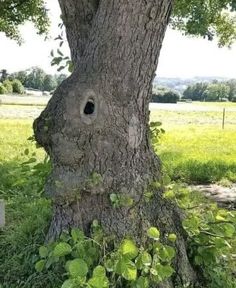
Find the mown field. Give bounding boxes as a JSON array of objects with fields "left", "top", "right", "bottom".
[
  {"left": 0, "top": 103, "right": 236, "bottom": 287},
  {"left": 151, "top": 108, "right": 236, "bottom": 184}
]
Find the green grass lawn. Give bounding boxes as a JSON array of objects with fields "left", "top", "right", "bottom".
[
  {"left": 0, "top": 120, "right": 53, "bottom": 288},
  {"left": 151, "top": 109, "right": 236, "bottom": 183}
]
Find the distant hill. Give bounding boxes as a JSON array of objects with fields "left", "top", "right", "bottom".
[{"left": 153, "top": 76, "right": 232, "bottom": 93}]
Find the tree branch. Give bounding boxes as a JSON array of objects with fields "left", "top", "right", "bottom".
[{"left": 58, "top": 0, "right": 100, "bottom": 64}]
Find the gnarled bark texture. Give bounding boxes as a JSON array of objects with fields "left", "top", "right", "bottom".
[{"left": 34, "top": 1, "right": 200, "bottom": 286}]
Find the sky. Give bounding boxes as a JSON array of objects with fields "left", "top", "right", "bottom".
[{"left": 1, "top": 0, "right": 236, "bottom": 78}]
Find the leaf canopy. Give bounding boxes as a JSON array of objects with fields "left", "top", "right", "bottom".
[
  {"left": 0, "top": 0, "right": 49, "bottom": 43},
  {"left": 1, "top": 0, "right": 236, "bottom": 46}
]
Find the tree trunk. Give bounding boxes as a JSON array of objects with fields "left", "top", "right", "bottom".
[{"left": 34, "top": 0, "right": 200, "bottom": 286}]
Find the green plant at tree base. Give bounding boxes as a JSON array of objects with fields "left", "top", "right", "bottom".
[
  {"left": 35, "top": 223, "right": 176, "bottom": 288},
  {"left": 149, "top": 121, "right": 165, "bottom": 151},
  {"left": 164, "top": 183, "right": 236, "bottom": 288}
]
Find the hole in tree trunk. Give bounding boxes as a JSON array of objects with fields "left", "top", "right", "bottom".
[{"left": 84, "top": 100, "right": 95, "bottom": 115}]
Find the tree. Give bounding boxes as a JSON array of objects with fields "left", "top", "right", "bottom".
[
  {"left": 0, "top": 0, "right": 49, "bottom": 43},
  {"left": 56, "top": 74, "right": 67, "bottom": 86},
  {"left": 25, "top": 67, "right": 46, "bottom": 90},
  {"left": 3, "top": 0, "right": 236, "bottom": 286},
  {"left": 2, "top": 79, "right": 13, "bottom": 94},
  {"left": 12, "top": 79, "right": 25, "bottom": 94},
  {"left": 203, "top": 83, "right": 230, "bottom": 101},
  {"left": 11, "top": 70, "right": 28, "bottom": 86},
  {"left": 0, "top": 83, "right": 7, "bottom": 95},
  {"left": 43, "top": 74, "right": 57, "bottom": 92},
  {"left": 183, "top": 82, "right": 209, "bottom": 101},
  {"left": 226, "top": 79, "right": 236, "bottom": 101},
  {"left": 0, "top": 69, "right": 8, "bottom": 82},
  {"left": 152, "top": 87, "right": 180, "bottom": 103}
]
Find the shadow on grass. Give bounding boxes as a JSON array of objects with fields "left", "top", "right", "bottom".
[{"left": 165, "top": 159, "right": 236, "bottom": 184}]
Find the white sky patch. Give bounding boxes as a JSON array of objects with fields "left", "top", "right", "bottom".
[{"left": 0, "top": 0, "right": 236, "bottom": 78}]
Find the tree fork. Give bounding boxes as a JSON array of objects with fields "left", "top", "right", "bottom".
[{"left": 34, "top": 0, "right": 201, "bottom": 286}]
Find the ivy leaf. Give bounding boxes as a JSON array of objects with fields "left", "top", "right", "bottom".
[
  {"left": 168, "top": 233, "right": 177, "bottom": 242},
  {"left": 71, "top": 228, "right": 84, "bottom": 242},
  {"left": 156, "top": 244, "right": 176, "bottom": 262},
  {"left": 155, "top": 263, "right": 174, "bottom": 280},
  {"left": 135, "top": 276, "right": 149, "bottom": 288},
  {"left": 67, "top": 258, "right": 88, "bottom": 278},
  {"left": 53, "top": 242, "right": 72, "bottom": 257},
  {"left": 147, "top": 227, "right": 160, "bottom": 240},
  {"left": 120, "top": 239, "right": 139, "bottom": 259},
  {"left": 182, "top": 216, "right": 200, "bottom": 236},
  {"left": 87, "top": 266, "right": 109, "bottom": 288},
  {"left": 116, "top": 258, "right": 137, "bottom": 281},
  {"left": 61, "top": 279, "right": 74, "bottom": 288},
  {"left": 222, "top": 223, "right": 235, "bottom": 237},
  {"left": 39, "top": 246, "right": 48, "bottom": 258},
  {"left": 141, "top": 251, "right": 152, "bottom": 266},
  {"left": 35, "top": 259, "right": 45, "bottom": 272}
]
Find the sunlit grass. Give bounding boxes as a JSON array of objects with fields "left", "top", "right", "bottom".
[
  {"left": 151, "top": 108, "right": 236, "bottom": 183},
  {"left": 193, "top": 101, "right": 236, "bottom": 107}
]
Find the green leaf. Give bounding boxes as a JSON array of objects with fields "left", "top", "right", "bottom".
[
  {"left": 157, "top": 245, "right": 176, "bottom": 262},
  {"left": 141, "top": 251, "right": 152, "bottom": 266},
  {"left": 110, "top": 193, "right": 118, "bottom": 202},
  {"left": 67, "top": 259, "right": 88, "bottom": 278},
  {"left": 39, "top": 246, "right": 48, "bottom": 258},
  {"left": 135, "top": 276, "right": 149, "bottom": 288},
  {"left": 155, "top": 263, "right": 174, "bottom": 280},
  {"left": 223, "top": 223, "right": 235, "bottom": 237},
  {"left": 120, "top": 239, "right": 139, "bottom": 259},
  {"left": 57, "top": 48, "right": 64, "bottom": 56},
  {"left": 35, "top": 259, "right": 45, "bottom": 272},
  {"left": 168, "top": 233, "right": 177, "bottom": 242},
  {"left": 182, "top": 216, "right": 200, "bottom": 236},
  {"left": 93, "top": 266, "right": 106, "bottom": 277},
  {"left": 61, "top": 279, "right": 74, "bottom": 288},
  {"left": 116, "top": 258, "right": 137, "bottom": 281},
  {"left": 147, "top": 227, "right": 160, "bottom": 240},
  {"left": 88, "top": 266, "right": 109, "bottom": 288},
  {"left": 71, "top": 228, "right": 84, "bottom": 242},
  {"left": 53, "top": 242, "right": 72, "bottom": 257},
  {"left": 57, "top": 66, "right": 65, "bottom": 72}
]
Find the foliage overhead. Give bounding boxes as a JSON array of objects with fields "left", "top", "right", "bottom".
[
  {"left": 172, "top": 0, "right": 236, "bottom": 46},
  {"left": 0, "top": 0, "right": 49, "bottom": 43},
  {"left": 1, "top": 0, "right": 236, "bottom": 47}
]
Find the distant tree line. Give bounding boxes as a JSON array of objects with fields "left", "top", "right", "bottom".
[
  {"left": 0, "top": 67, "right": 67, "bottom": 95},
  {"left": 183, "top": 80, "right": 236, "bottom": 102},
  {"left": 152, "top": 86, "right": 180, "bottom": 103}
]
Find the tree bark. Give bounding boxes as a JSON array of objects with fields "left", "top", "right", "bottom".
[{"left": 34, "top": 0, "right": 200, "bottom": 286}]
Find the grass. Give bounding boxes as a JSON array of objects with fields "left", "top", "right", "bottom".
[
  {"left": 0, "top": 119, "right": 54, "bottom": 288},
  {"left": 151, "top": 108, "right": 236, "bottom": 184},
  {"left": 193, "top": 101, "right": 236, "bottom": 107}
]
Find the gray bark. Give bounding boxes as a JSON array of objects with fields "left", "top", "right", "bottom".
[{"left": 34, "top": 0, "right": 201, "bottom": 286}]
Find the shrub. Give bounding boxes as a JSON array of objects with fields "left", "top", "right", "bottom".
[
  {"left": 232, "top": 96, "right": 236, "bottom": 102},
  {"left": 3, "top": 79, "right": 13, "bottom": 93},
  {"left": 0, "top": 83, "right": 7, "bottom": 94},
  {"left": 35, "top": 225, "right": 176, "bottom": 288},
  {"left": 12, "top": 79, "right": 25, "bottom": 94},
  {"left": 152, "top": 89, "right": 180, "bottom": 103}
]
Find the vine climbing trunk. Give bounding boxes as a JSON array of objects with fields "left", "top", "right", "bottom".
[{"left": 34, "top": 0, "right": 200, "bottom": 286}]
